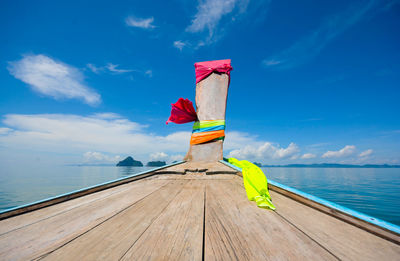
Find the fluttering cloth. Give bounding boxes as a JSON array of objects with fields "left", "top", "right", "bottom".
[
  {"left": 194, "top": 59, "right": 233, "bottom": 84},
  {"left": 190, "top": 120, "right": 225, "bottom": 145},
  {"left": 166, "top": 98, "right": 198, "bottom": 124},
  {"left": 227, "top": 158, "right": 276, "bottom": 210},
  {"left": 166, "top": 59, "right": 232, "bottom": 145}
]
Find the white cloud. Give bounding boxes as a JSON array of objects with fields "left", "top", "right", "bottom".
[
  {"left": 359, "top": 149, "right": 373, "bottom": 157},
  {"left": 170, "top": 154, "right": 184, "bottom": 162},
  {"left": 184, "top": 0, "right": 265, "bottom": 46},
  {"left": 322, "top": 145, "right": 356, "bottom": 158},
  {"left": 173, "top": 40, "right": 186, "bottom": 51},
  {"left": 263, "top": 60, "right": 281, "bottom": 66},
  {"left": 149, "top": 152, "right": 184, "bottom": 163},
  {"left": 263, "top": 0, "right": 391, "bottom": 69},
  {"left": 149, "top": 152, "right": 168, "bottom": 161},
  {"left": 228, "top": 141, "right": 300, "bottom": 161},
  {"left": 87, "top": 63, "right": 151, "bottom": 76},
  {"left": 125, "top": 16, "right": 155, "bottom": 29},
  {"left": 83, "top": 151, "right": 121, "bottom": 163},
  {"left": 8, "top": 54, "right": 101, "bottom": 106},
  {"left": 0, "top": 127, "right": 12, "bottom": 135},
  {"left": 106, "top": 63, "right": 133, "bottom": 74},
  {"left": 0, "top": 113, "right": 308, "bottom": 164},
  {"left": 0, "top": 113, "right": 190, "bottom": 162},
  {"left": 86, "top": 63, "right": 103, "bottom": 74},
  {"left": 301, "top": 153, "right": 316, "bottom": 159},
  {"left": 187, "top": 0, "right": 238, "bottom": 35}
]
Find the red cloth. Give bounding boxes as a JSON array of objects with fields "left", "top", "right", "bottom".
[
  {"left": 194, "top": 59, "right": 233, "bottom": 84},
  {"left": 166, "top": 98, "right": 198, "bottom": 124}
]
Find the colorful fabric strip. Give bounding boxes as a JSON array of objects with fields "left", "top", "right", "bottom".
[
  {"left": 195, "top": 59, "right": 233, "bottom": 84},
  {"left": 192, "top": 125, "right": 225, "bottom": 133},
  {"left": 190, "top": 130, "right": 225, "bottom": 145},
  {"left": 190, "top": 120, "right": 226, "bottom": 145},
  {"left": 166, "top": 98, "right": 198, "bottom": 124},
  {"left": 227, "top": 158, "right": 275, "bottom": 210},
  {"left": 192, "top": 120, "right": 225, "bottom": 130}
]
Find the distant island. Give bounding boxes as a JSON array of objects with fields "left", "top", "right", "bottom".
[
  {"left": 253, "top": 162, "right": 262, "bottom": 167},
  {"left": 262, "top": 163, "right": 400, "bottom": 168},
  {"left": 116, "top": 156, "right": 143, "bottom": 167},
  {"left": 146, "top": 161, "right": 166, "bottom": 167}
]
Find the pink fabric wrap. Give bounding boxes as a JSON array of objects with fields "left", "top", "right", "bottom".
[
  {"left": 166, "top": 98, "right": 198, "bottom": 124},
  {"left": 194, "top": 59, "right": 233, "bottom": 84}
]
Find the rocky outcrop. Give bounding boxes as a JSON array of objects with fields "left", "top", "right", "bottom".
[{"left": 116, "top": 156, "right": 143, "bottom": 167}]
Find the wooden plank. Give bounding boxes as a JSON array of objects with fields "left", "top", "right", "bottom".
[
  {"left": 269, "top": 183, "right": 400, "bottom": 243},
  {"left": 155, "top": 161, "right": 238, "bottom": 175},
  {"left": 150, "top": 173, "right": 238, "bottom": 180},
  {"left": 270, "top": 190, "right": 400, "bottom": 260},
  {"left": 0, "top": 179, "right": 170, "bottom": 261},
  {"left": 39, "top": 180, "right": 188, "bottom": 260},
  {"left": 0, "top": 179, "right": 148, "bottom": 235},
  {"left": 120, "top": 180, "right": 205, "bottom": 260},
  {"left": 204, "top": 179, "right": 337, "bottom": 260},
  {"left": 0, "top": 161, "right": 184, "bottom": 220}
]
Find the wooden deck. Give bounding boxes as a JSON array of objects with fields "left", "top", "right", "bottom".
[{"left": 0, "top": 164, "right": 399, "bottom": 260}]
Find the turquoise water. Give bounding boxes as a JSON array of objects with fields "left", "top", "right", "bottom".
[
  {"left": 0, "top": 165, "right": 399, "bottom": 226},
  {"left": 262, "top": 167, "right": 400, "bottom": 226}
]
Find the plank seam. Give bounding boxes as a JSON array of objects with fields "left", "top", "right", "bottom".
[
  {"left": 0, "top": 161, "right": 185, "bottom": 220},
  {"left": 0, "top": 181, "right": 143, "bottom": 237},
  {"left": 118, "top": 181, "right": 189, "bottom": 260},
  {"left": 271, "top": 186, "right": 400, "bottom": 244},
  {"left": 35, "top": 180, "right": 176, "bottom": 260},
  {"left": 274, "top": 211, "right": 341, "bottom": 261},
  {"left": 202, "top": 184, "right": 206, "bottom": 261}
]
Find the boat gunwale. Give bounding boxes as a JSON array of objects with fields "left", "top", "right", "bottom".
[
  {"left": 219, "top": 159, "right": 400, "bottom": 244},
  {"left": 0, "top": 161, "right": 185, "bottom": 220}
]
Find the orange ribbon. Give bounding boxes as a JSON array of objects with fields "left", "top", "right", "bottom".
[{"left": 190, "top": 130, "right": 225, "bottom": 145}]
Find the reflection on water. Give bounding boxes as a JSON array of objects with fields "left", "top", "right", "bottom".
[
  {"left": 262, "top": 167, "right": 400, "bottom": 226},
  {"left": 0, "top": 165, "right": 399, "bottom": 226},
  {"left": 0, "top": 165, "right": 153, "bottom": 211}
]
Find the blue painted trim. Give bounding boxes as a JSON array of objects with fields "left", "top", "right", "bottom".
[
  {"left": 219, "top": 160, "right": 400, "bottom": 235},
  {"left": 0, "top": 161, "right": 185, "bottom": 215},
  {"left": 219, "top": 160, "right": 242, "bottom": 172},
  {"left": 192, "top": 125, "right": 225, "bottom": 133}
]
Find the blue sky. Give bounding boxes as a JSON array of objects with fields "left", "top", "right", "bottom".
[{"left": 0, "top": 0, "right": 399, "bottom": 165}]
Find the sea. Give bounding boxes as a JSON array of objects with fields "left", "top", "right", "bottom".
[{"left": 0, "top": 165, "right": 399, "bottom": 226}]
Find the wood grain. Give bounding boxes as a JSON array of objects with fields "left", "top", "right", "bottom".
[
  {"left": 204, "top": 178, "right": 337, "bottom": 260},
  {"left": 121, "top": 180, "right": 205, "bottom": 260},
  {"left": 39, "top": 180, "right": 187, "bottom": 260},
  {"left": 1, "top": 170, "right": 399, "bottom": 261},
  {"left": 0, "top": 179, "right": 170, "bottom": 260},
  {"left": 269, "top": 183, "right": 400, "bottom": 244},
  {"left": 0, "top": 179, "right": 148, "bottom": 235},
  {"left": 270, "top": 190, "right": 400, "bottom": 260},
  {"left": 0, "top": 169, "right": 161, "bottom": 220}
]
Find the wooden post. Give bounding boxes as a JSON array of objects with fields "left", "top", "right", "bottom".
[{"left": 184, "top": 72, "right": 229, "bottom": 162}]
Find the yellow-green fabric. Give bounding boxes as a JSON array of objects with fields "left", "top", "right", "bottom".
[
  {"left": 228, "top": 158, "right": 276, "bottom": 210},
  {"left": 192, "top": 120, "right": 225, "bottom": 130}
]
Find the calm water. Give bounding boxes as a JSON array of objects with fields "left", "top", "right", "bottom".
[
  {"left": 262, "top": 167, "right": 400, "bottom": 226},
  {"left": 0, "top": 165, "right": 399, "bottom": 226}
]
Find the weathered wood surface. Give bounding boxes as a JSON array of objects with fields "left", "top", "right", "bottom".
[
  {"left": 270, "top": 190, "right": 400, "bottom": 260},
  {"left": 40, "top": 180, "right": 187, "bottom": 260},
  {"left": 185, "top": 72, "right": 229, "bottom": 162},
  {"left": 205, "top": 178, "right": 337, "bottom": 260},
  {"left": 0, "top": 168, "right": 160, "bottom": 221},
  {"left": 0, "top": 179, "right": 170, "bottom": 260},
  {"left": 0, "top": 169, "right": 399, "bottom": 261},
  {"left": 155, "top": 161, "right": 238, "bottom": 175},
  {"left": 121, "top": 180, "right": 204, "bottom": 260},
  {"left": 269, "top": 183, "right": 400, "bottom": 244}
]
